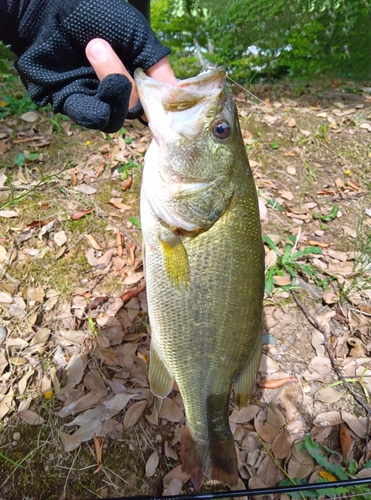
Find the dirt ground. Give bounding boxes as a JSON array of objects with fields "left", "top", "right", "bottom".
[{"left": 0, "top": 76, "right": 371, "bottom": 500}]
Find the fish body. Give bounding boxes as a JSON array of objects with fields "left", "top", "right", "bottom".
[{"left": 134, "top": 67, "right": 264, "bottom": 488}]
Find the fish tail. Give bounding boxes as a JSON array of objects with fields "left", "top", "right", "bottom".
[{"left": 180, "top": 424, "right": 238, "bottom": 490}]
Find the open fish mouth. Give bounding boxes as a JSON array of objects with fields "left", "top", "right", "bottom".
[{"left": 134, "top": 67, "right": 227, "bottom": 140}]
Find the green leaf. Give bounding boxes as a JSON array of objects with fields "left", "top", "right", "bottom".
[
  {"left": 263, "top": 235, "right": 281, "bottom": 256},
  {"left": 320, "top": 205, "right": 339, "bottom": 222},
  {"left": 264, "top": 266, "right": 277, "bottom": 295},
  {"left": 348, "top": 458, "right": 357, "bottom": 475},
  {"left": 128, "top": 217, "right": 141, "bottom": 229},
  {"left": 266, "top": 198, "right": 284, "bottom": 211},
  {"left": 27, "top": 152, "right": 40, "bottom": 161},
  {"left": 304, "top": 434, "right": 348, "bottom": 481},
  {"left": 270, "top": 142, "right": 279, "bottom": 149},
  {"left": 291, "top": 246, "right": 323, "bottom": 260},
  {"left": 14, "top": 152, "right": 25, "bottom": 167},
  {"left": 124, "top": 137, "right": 133, "bottom": 144}
]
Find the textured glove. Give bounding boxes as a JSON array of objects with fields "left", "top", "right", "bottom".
[{"left": 0, "top": 0, "right": 171, "bottom": 132}]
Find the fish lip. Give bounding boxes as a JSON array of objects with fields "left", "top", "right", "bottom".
[
  {"left": 134, "top": 66, "right": 226, "bottom": 90},
  {"left": 134, "top": 66, "right": 226, "bottom": 113}
]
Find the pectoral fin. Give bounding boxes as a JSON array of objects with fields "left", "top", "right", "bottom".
[
  {"left": 159, "top": 232, "right": 189, "bottom": 289},
  {"left": 149, "top": 344, "right": 174, "bottom": 398},
  {"left": 234, "top": 338, "right": 262, "bottom": 409}
]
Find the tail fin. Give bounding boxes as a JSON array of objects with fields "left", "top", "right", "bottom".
[{"left": 180, "top": 424, "right": 238, "bottom": 490}]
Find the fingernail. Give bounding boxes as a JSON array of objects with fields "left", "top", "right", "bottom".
[{"left": 88, "top": 40, "right": 110, "bottom": 63}]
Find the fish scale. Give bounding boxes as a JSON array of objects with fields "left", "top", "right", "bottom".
[{"left": 135, "top": 67, "right": 264, "bottom": 489}]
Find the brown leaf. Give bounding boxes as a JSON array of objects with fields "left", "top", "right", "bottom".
[
  {"left": 121, "top": 177, "right": 133, "bottom": 191},
  {"left": 85, "top": 234, "right": 102, "bottom": 250},
  {"left": 258, "top": 376, "right": 297, "bottom": 389},
  {"left": 18, "top": 409, "right": 46, "bottom": 425},
  {"left": 315, "top": 387, "right": 343, "bottom": 403},
  {"left": 272, "top": 429, "right": 293, "bottom": 459},
  {"left": 165, "top": 441, "right": 178, "bottom": 460},
  {"left": 120, "top": 281, "right": 146, "bottom": 303},
  {"left": 229, "top": 405, "right": 259, "bottom": 424},
  {"left": 123, "top": 400, "right": 147, "bottom": 429},
  {"left": 287, "top": 442, "right": 314, "bottom": 479},
  {"left": 93, "top": 436, "right": 103, "bottom": 474},
  {"left": 158, "top": 397, "right": 184, "bottom": 423},
  {"left": 109, "top": 198, "right": 131, "bottom": 211},
  {"left": 27, "top": 285, "right": 45, "bottom": 303},
  {"left": 341, "top": 411, "right": 367, "bottom": 438},
  {"left": 339, "top": 423, "right": 353, "bottom": 460},
  {"left": 254, "top": 410, "right": 280, "bottom": 444},
  {"left": 145, "top": 450, "right": 159, "bottom": 477},
  {"left": 71, "top": 209, "right": 93, "bottom": 220},
  {"left": 313, "top": 411, "right": 343, "bottom": 427}
]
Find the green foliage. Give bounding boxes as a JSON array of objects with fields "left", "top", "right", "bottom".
[
  {"left": 263, "top": 234, "right": 323, "bottom": 295},
  {"left": 153, "top": 0, "right": 371, "bottom": 81},
  {"left": 13, "top": 151, "right": 41, "bottom": 168},
  {"left": 280, "top": 434, "right": 371, "bottom": 499}
]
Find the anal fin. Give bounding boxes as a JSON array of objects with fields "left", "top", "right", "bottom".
[
  {"left": 234, "top": 336, "right": 262, "bottom": 409},
  {"left": 149, "top": 344, "right": 174, "bottom": 398}
]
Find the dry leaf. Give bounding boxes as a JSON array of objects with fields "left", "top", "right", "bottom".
[
  {"left": 27, "top": 286, "right": 45, "bottom": 303},
  {"left": 123, "top": 272, "right": 144, "bottom": 285},
  {"left": 0, "top": 389, "right": 14, "bottom": 419},
  {"left": 272, "top": 429, "right": 293, "bottom": 459},
  {"left": 254, "top": 410, "right": 280, "bottom": 444},
  {"left": 158, "top": 397, "right": 183, "bottom": 422},
  {"left": 341, "top": 411, "right": 367, "bottom": 438},
  {"left": 0, "top": 292, "right": 13, "bottom": 303},
  {"left": 64, "top": 353, "right": 87, "bottom": 389},
  {"left": 339, "top": 423, "right": 353, "bottom": 460},
  {"left": 18, "top": 369, "right": 35, "bottom": 395},
  {"left": 0, "top": 210, "right": 18, "bottom": 218},
  {"left": 313, "top": 411, "right": 343, "bottom": 427},
  {"left": 20, "top": 111, "right": 38, "bottom": 122},
  {"left": 123, "top": 400, "right": 147, "bottom": 429},
  {"left": 315, "top": 387, "right": 343, "bottom": 403},
  {"left": 93, "top": 436, "right": 103, "bottom": 474},
  {"left": 85, "top": 234, "right": 102, "bottom": 250},
  {"left": 165, "top": 441, "right": 178, "bottom": 460},
  {"left": 145, "top": 450, "right": 159, "bottom": 477},
  {"left": 311, "top": 330, "right": 325, "bottom": 357},
  {"left": 229, "top": 405, "right": 259, "bottom": 424},
  {"left": 54, "top": 230, "right": 67, "bottom": 247},
  {"left": 74, "top": 184, "right": 97, "bottom": 195},
  {"left": 287, "top": 443, "right": 314, "bottom": 479},
  {"left": 59, "top": 420, "right": 103, "bottom": 452},
  {"left": 18, "top": 409, "right": 46, "bottom": 425},
  {"left": 31, "top": 328, "right": 51, "bottom": 346}
]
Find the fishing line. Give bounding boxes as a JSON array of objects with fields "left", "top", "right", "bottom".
[
  {"left": 101, "top": 477, "right": 371, "bottom": 500},
  {"left": 226, "top": 75, "right": 268, "bottom": 106}
]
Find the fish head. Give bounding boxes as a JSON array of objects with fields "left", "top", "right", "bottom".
[{"left": 134, "top": 67, "right": 241, "bottom": 183}]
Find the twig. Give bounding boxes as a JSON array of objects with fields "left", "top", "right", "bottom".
[{"left": 291, "top": 290, "right": 371, "bottom": 460}]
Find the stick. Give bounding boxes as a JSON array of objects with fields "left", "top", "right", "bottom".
[{"left": 291, "top": 290, "right": 371, "bottom": 459}]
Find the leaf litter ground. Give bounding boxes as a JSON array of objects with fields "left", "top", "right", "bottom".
[{"left": 0, "top": 78, "right": 371, "bottom": 500}]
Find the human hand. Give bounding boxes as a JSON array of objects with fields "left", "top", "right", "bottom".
[
  {"left": 85, "top": 38, "right": 177, "bottom": 123},
  {"left": 3, "top": 0, "right": 172, "bottom": 132}
]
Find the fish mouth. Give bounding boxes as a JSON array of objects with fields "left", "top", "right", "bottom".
[
  {"left": 134, "top": 67, "right": 226, "bottom": 140},
  {"left": 134, "top": 66, "right": 226, "bottom": 112}
]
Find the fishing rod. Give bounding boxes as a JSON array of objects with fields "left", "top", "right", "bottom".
[{"left": 101, "top": 477, "right": 371, "bottom": 500}]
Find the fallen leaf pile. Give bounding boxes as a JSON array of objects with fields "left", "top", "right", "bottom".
[{"left": 0, "top": 79, "right": 371, "bottom": 498}]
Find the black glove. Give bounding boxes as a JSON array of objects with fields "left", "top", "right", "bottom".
[{"left": 0, "top": 0, "right": 171, "bottom": 132}]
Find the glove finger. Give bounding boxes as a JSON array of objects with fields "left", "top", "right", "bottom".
[
  {"left": 63, "top": 93, "right": 111, "bottom": 131},
  {"left": 97, "top": 74, "right": 134, "bottom": 131}
]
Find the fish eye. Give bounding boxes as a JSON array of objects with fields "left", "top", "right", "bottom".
[{"left": 212, "top": 120, "right": 230, "bottom": 140}]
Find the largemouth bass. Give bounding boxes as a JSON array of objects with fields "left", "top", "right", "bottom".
[{"left": 134, "top": 67, "right": 264, "bottom": 489}]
